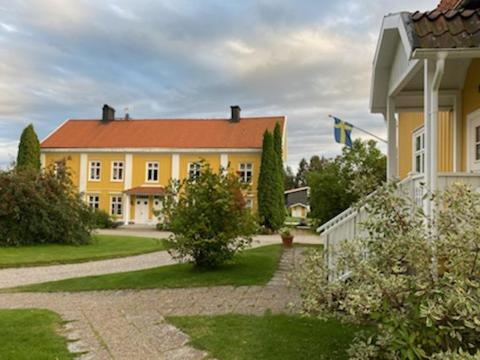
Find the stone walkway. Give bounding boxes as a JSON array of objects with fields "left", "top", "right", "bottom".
[{"left": 0, "top": 247, "right": 307, "bottom": 360}]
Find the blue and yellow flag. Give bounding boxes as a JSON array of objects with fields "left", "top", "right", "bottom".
[{"left": 333, "top": 117, "right": 353, "bottom": 147}]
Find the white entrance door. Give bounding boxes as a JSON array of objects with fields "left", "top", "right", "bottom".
[
  {"left": 468, "top": 111, "right": 480, "bottom": 172},
  {"left": 135, "top": 196, "right": 149, "bottom": 224}
]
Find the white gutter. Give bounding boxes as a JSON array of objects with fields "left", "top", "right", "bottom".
[{"left": 412, "top": 48, "right": 480, "bottom": 59}]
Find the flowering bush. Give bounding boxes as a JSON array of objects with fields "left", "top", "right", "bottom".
[
  {"left": 297, "top": 183, "right": 480, "bottom": 359},
  {"left": 0, "top": 164, "right": 93, "bottom": 246}
]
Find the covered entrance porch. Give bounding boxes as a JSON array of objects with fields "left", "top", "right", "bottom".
[{"left": 123, "top": 186, "right": 165, "bottom": 225}]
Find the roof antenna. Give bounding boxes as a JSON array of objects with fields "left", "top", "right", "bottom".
[{"left": 124, "top": 107, "right": 130, "bottom": 120}]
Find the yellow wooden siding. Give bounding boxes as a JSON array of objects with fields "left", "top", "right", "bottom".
[
  {"left": 131, "top": 154, "right": 172, "bottom": 187},
  {"left": 44, "top": 153, "right": 80, "bottom": 188},
  {"left": 462, "top": 59, "right": 480, "bottom": 171},
  {"left": 398, "top": 112, "right": 453, "bottom": 179}
]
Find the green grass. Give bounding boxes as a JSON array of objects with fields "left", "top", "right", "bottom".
[
  {"left": 0, "top": 309, "right": 74, "bottom": 359},
  {"left": 10, "top": 245, "right": 283, "bottom": 293},
  {"left": 168, "top": 314, "right": 368, "bottom": 360},
  {"left": 0, "top": 235, "right": 167, "bottom": 268}
]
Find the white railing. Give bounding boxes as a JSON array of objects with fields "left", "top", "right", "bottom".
[{"left": 318, "top": 172, "right": 480, "bottom": 280}]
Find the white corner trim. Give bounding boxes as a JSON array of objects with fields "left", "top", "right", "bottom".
[
  {"left": 171, "top": 154, "right": 180, "bottom": 180},
  {"left": 124, "top": 154, "right": 133, "bottom": 190},
  {"left": 79, "top": 154, "right": 87, "bottom": 193},
  {"left": 40, "top": 153, "right": 46, "bottom": 168},
  {"left": 220, "top": 154, "right": 229, "bottom": 171}
]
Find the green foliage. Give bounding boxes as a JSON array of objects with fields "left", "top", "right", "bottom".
[
  {"left": 297, "top": 183, "right": 480, "bottom": 359},
  {"left": 16, "top": 124, "right": 41, "bottom": 171},
  {"left": 258, "top": 130, "right": 284, "bottom": 231},
  {"left": 161, "top": 161, "right": 257, "bottom": 269},
  {"left": 91, "top": 209, "right": 114, "bottom": 229},
  {"left": 308, "top": 139, "right": 386, "bottom": 224},
  {"left": 0, "top": 163, "right": 93, "bottom": 246},
  {"left": 295, "top": 158, "right": 309, "bottom": 187}
]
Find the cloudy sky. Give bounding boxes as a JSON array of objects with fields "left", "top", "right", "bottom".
[{"left": 0, "top": 0, "right": 436, "bottom": 169}]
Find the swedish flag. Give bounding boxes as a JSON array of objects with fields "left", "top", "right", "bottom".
[{"left": 333, "top": 117, "right": 353, "bottom": 147}]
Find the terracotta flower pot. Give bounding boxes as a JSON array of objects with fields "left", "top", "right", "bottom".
[{"left": 281, "top": 235, "right": 294, "bottom": 248}]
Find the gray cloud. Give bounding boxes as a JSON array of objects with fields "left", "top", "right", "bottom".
[{"left": 0, "top": 0, "right": 436, "bottom": 168}]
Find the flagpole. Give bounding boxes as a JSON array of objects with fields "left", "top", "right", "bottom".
[{"left": 328, "top": 114, "right": 388, "bottom": 144}]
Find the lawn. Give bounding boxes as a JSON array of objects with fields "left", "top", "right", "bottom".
[
  {"left": 168, "top": 314, "right": 368, "bottom": 360},
  {"left": 11, "top": 245, "right": 283, "bottom": 292},
  {"left": 0, "top": 235, "right": 167, "bottom": 268},
  {"left": 0, "top": 309, "right": 74, "bottom": 360}
]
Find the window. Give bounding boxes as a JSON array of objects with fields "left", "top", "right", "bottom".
[
  {"left": 188, "top": 162, "right": 201, "bottom": 179},
  {"left": 88, "top": 195, "right": 99, "bottom": 209},
  {"left": 110, "top": 195, "right": 123, "bottom": 216},
  {"left": 89, "top": 161, "right": 101, "bottom": 181},
  {"left": 238, "top": 163, "right": 253, "bottom": 183},
  {"left": 53, "top": 161, "right": 65, "bottom": 178},
  {"left": 413, "top": 128, "right": 425, "bottom": 174},
  {"left": 111, "top": 161, "right": 124, "bottom": 181},
  {"left": 146, "top": 162, "right": 159, "bottom": 182},
  {"left": 475, "top": 125, "right": 480, "bottom": 161}
]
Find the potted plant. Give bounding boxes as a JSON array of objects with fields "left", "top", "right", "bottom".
[{"left": 280, "top": 227, "right": 294, "bottom": 248}]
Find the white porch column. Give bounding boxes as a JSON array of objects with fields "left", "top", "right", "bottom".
[
  {"left": 386, "top": 97, "right": 397, "bottom": 180},
  {"left": 424, "top": 59, "right": 435, "bottom": 217}
]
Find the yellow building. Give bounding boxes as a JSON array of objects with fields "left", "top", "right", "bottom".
[
  {"left": 369, "top": 3, "right": 480, "bottom": 209},
  {"left": 40, "top": 105, "right": 286, "bottom": 225}
]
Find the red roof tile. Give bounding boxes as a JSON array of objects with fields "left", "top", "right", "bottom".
[
  {"left": 41, "top": 117, "right": 285, "bottom": 149},
  {"left": 437, "top": 0, "right": 462, "bottom": 11}
]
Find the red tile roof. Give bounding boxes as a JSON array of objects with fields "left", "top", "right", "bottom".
[
  {"left": 410, "top": 8, "right": 480, "bottom": 49},
  {"left": 437, "top": 0, "right": 462, "bottom": 11},
  {"left": 41, "top": 117, "right": 285, "bottom": 149},
  {"left": 124, "top": 186, "right": 165, "bottom": 195}
]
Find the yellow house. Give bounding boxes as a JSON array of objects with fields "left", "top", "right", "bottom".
[
  {"left": 40, "top": 105, "right": 286, "bottom": 225},
  {"left": 370, "top": 0, "right": 480, "bottom": 214}
]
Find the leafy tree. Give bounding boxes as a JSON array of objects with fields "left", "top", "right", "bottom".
[
  {"left": 308, "top": 139, "right": 386, "bottom": 225},
  {"left": 161, "top": 162, "right": 256, "bottom": 269},
  {"left": 273, "top": 122, "right": 286, "bottom": 226},
  {"left": 0, "top": 163, "right": 93, "bottom": 246},
  {"left": 295, "top": 158, "right": 309, "bottom": 187},
  {"left": 284, "top": 166, "right": 296, "bottom": 190},
  {"left": 297, "top": 183, "right": 480, "bottom": 359},
  {"left": 16, "top": 124, "right": 41, "bottom": 171},
  {"left": 258, "top": 131, "right": 283, "bottom": 231},
  {"left": 309, "top": 155, "right": 328, "bottom": 172}
]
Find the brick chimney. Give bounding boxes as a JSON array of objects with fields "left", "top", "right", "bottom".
[{"left": 102, "top": 104, "right": 115, "bottom": 122}]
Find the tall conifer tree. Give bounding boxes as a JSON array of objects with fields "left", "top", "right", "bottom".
[
  {"left": 273, "top": 122, "right": 286, "bottom": 225},
  {"left": 16, "top": 124, "right": 41, "bottom": 171}
]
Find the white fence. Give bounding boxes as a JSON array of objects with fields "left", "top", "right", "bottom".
[{"left": 318, "top": 172, "right": 480, "bottom": 280}]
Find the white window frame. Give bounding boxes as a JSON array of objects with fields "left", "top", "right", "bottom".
[
  {"left": 188, "top": 162, "right": 201, "bottom": 180},
  {"left": 111, "top": 161, "right": 124, "bottom": 182},
  {"left": 110, "top": 195, "right": 123, "bottom": 216},
  {"left": 87, "top": 195, "right": 100, "bottom": 209},
  {"left": 238, "top": 163, "right": 253, "bottom": 184},
  {"left": 412, "top": 127, "right": 425, "bottom": 174},
  {"left": 145, "top": 162, "right": 159, "bottom": 183},
  {"left": 89, "top": 161, "right": 101, "bottom": 181}
]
